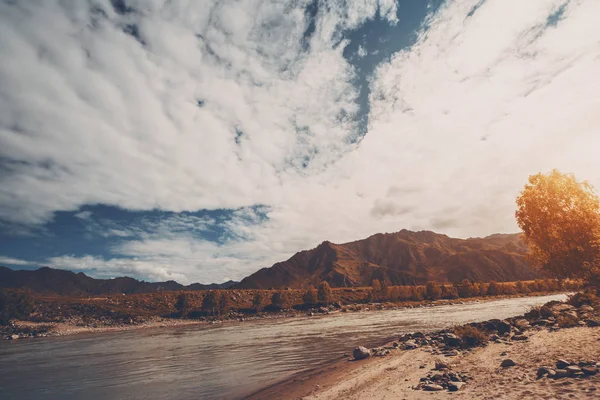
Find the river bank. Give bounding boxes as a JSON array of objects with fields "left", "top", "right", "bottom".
[
  {"left": 246, "top": 292, "right": 600, "bottom": 399},
  {"left": 0, "top": 294, "right": 571, "bottom": 400},
  {"left": 3, "top": 291, "right": 568, "bottom": 340}
]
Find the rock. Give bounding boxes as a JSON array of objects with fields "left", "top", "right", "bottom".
[
  {"left": 553, "top": 369, "right": 569, "bottom": 379},
  {"left": 566, "top": 365, "right": 581, "bottom": 375},
  {"left": 489, "top": 334, "right": 500, "bottom": 341},
  {"left": 580, "top": 305, "right": 594, "bottom": 313},
  {"left": 445, "top": 350, "right": 460, "bottom": 357},
  {"left": 392, "top": 342, "right": 399, "bottom": 348},
  {"left": 9, "top": 334, "right": 19, "bottom": 340},
  {"left": 537, "top": 366, "right": 553, "bottom": 378},
  {"left": 552, "top": 303, "right": 575, "bottom": 313},
  {"left": 448, "top": 381, "right": 466, "bottom": 391},
  {"left": 501, "top": 359, "right": 516, "bottom": 368},
  {"left": 563, "top": 310, "right": 579, "bottom": 319},
  {"left": 532, "top": 319, "right": 551, "bottom": 326},
  {"left": 582, "top": 366, "right": 598, "bottom": 375},
  {"left": 435, "top": 360, "right": 450, "bottom": 370},
  {"left": 422, "top": 384, "right": 444, "bottom": 391},
  {"left": 511, "top": 333, "right": 528, "bottom": 341},
  {"left": 443, "top": 333, "right": 461, "bottom": 347},
  {"left": 485, "top": 319, "right": 512, "bottom": 335},
  {"left": 403, "top": 340, "right": 419, "bottom": 350},
  {"left": 514, "top": 319, "right": 530, "bottom": 330},
  {"left": 556, "top": 359, "right": 571, "bottom": 369},
  {"left": 585, "top": 319, "right": 600, "bottom": 327},
  {"left": 524, "top": 308, "right": 541, "bottom": 321},
  {"left": 353, "top": 346, "right": 370, "bottom": 360}
]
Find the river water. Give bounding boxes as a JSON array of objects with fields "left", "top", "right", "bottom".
[{"left": 0, "top": 294, "right": 566, "bottom": 400}]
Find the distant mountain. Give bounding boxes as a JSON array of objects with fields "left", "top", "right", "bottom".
[
  {"left": 0, "top": 266, "right": 237, "bottom": 296},
  {"left": 237, "top": 230, "right": 540, "bottom": 289}
]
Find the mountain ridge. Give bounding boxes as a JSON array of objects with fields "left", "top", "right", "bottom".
[
  {"left": 236, "top": 230, "right": 539, "bottom": 289},
  {"left": 0, "top": 266, "right": 237, "bottom": 296}
]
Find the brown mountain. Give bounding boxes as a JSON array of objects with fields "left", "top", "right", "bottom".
[
  {"left": 0, "top": 266, "right": 237, "bottom": 296},
  {"left": 237, "top": 230, "right": 539, "bottom": 289}
]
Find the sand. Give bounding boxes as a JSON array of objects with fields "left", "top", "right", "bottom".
[{"left": 247, "top": 326, "right": 600, "bottom": 400}]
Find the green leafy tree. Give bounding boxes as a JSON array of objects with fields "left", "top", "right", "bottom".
[{"left": 318, "top": 281, "right": 332, "bottom": 305}]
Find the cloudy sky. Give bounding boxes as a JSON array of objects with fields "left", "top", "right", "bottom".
[{"left": 1, "top": 0, "right": 599, "bottom": 284}]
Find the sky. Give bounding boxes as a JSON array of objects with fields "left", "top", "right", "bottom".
[{"left": 1, "top": 0, "right": 600, "bottom": 284}]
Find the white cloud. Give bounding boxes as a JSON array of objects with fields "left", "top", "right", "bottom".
[
  {"left": 3, "top": 0, "right": 600, "bottom": 283},
  {"left": 0, "top": 256, "right": 32, "bottom": 266}
]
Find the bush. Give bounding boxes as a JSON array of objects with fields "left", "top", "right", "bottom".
[
  {"left": 454, "top": 325, "right": 489, "bottom": 348},
  {"left": 567, "top": 290, "right": 599, "bottom": 308}
]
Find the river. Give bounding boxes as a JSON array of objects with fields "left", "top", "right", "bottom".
[{"left": 0, "top": 293, "right": 566, "bottom": 400}]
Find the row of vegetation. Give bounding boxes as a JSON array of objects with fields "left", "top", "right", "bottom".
[{"left": 170, "top": 278, "right": 578, "bottom": 318}]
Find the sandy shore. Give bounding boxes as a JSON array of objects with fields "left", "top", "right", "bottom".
[{"left": 248, "top": 326, "right": 600, "bottom": 399}]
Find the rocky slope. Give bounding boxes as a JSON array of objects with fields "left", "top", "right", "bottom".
[
  {"left": 237, "top": 230, "right": 539, "bottom": 289},
  {"left": 0, "top": 266, "right": 237, "bottom": 295}
]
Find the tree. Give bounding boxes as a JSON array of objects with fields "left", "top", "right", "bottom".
[
  {"left": 0, "top": 289, "right": 10, "bottom": 325},
  {"left": 515, "top": 281, "right": 529, "bottom": 294},
  {"left": 458, "top": 279, "right": 474, "bottom": 298},
  {"left": 202, "top": 291, "right": 220, "bottom": 315},
  {"left": 217, "top": 292, "right": 230, "bottom": 316},
  {"left": 175, "top": 293, "right": 191, "bottom": 318},
  {"left": 487, "top": 281, "right": 501, "bottom": 296},
  {"left": 302, "top": 286, "right": 318, "bottom": 307},
  {"left": 271, "top": 290, "right": 288, "bottom": 310},
  {"left": 252, "top": 291, "right": 263, "bottom": 313},
  {"left": 318, "top": 281, "right": 332, "bottom": 305},
  {"left": 516, "top": 170, "right": 600, "bottom": 282},
  {"left": 425, "top": 282, "right": 442, "bottom": 300}
]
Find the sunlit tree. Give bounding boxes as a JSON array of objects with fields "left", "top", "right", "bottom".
[
  {"left": 318, "top": 281, "right": 332, "bottom": 305},
  {"left": 516, "top": 170, "right": 600, "bottom": 283}
]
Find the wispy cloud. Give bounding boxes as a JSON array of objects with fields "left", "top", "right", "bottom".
[
  {"left": 0, "top": 256, "right": 32, "bottom": 266},
  {"left": 2, "top": 0, "right": 600, "bottom": 283}
]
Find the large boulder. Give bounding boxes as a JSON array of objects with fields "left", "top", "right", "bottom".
[{"left": 353, "top": 346, "right": 371, "bottom": 360}]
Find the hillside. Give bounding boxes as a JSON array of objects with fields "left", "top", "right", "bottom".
[
  {"left": 237, "top": 230, "right": 540, "bottom": 289},
  {"left": 0, "top": 266, "right": 237, "bottom": 296}
]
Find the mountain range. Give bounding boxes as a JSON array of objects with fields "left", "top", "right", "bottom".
[
  {"left": 237, "top": 230, "right": 538, "bottom": 288},
  {"left": 0, "top": 266, "right": 237, "bottom": 296},
  {"left": 1, "top": 230, "right": 540, "bottom": 295}
]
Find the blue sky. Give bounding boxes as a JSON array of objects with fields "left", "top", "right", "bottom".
[{"left": 1, "top": 0, "right": 599, "bottom": 284}]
